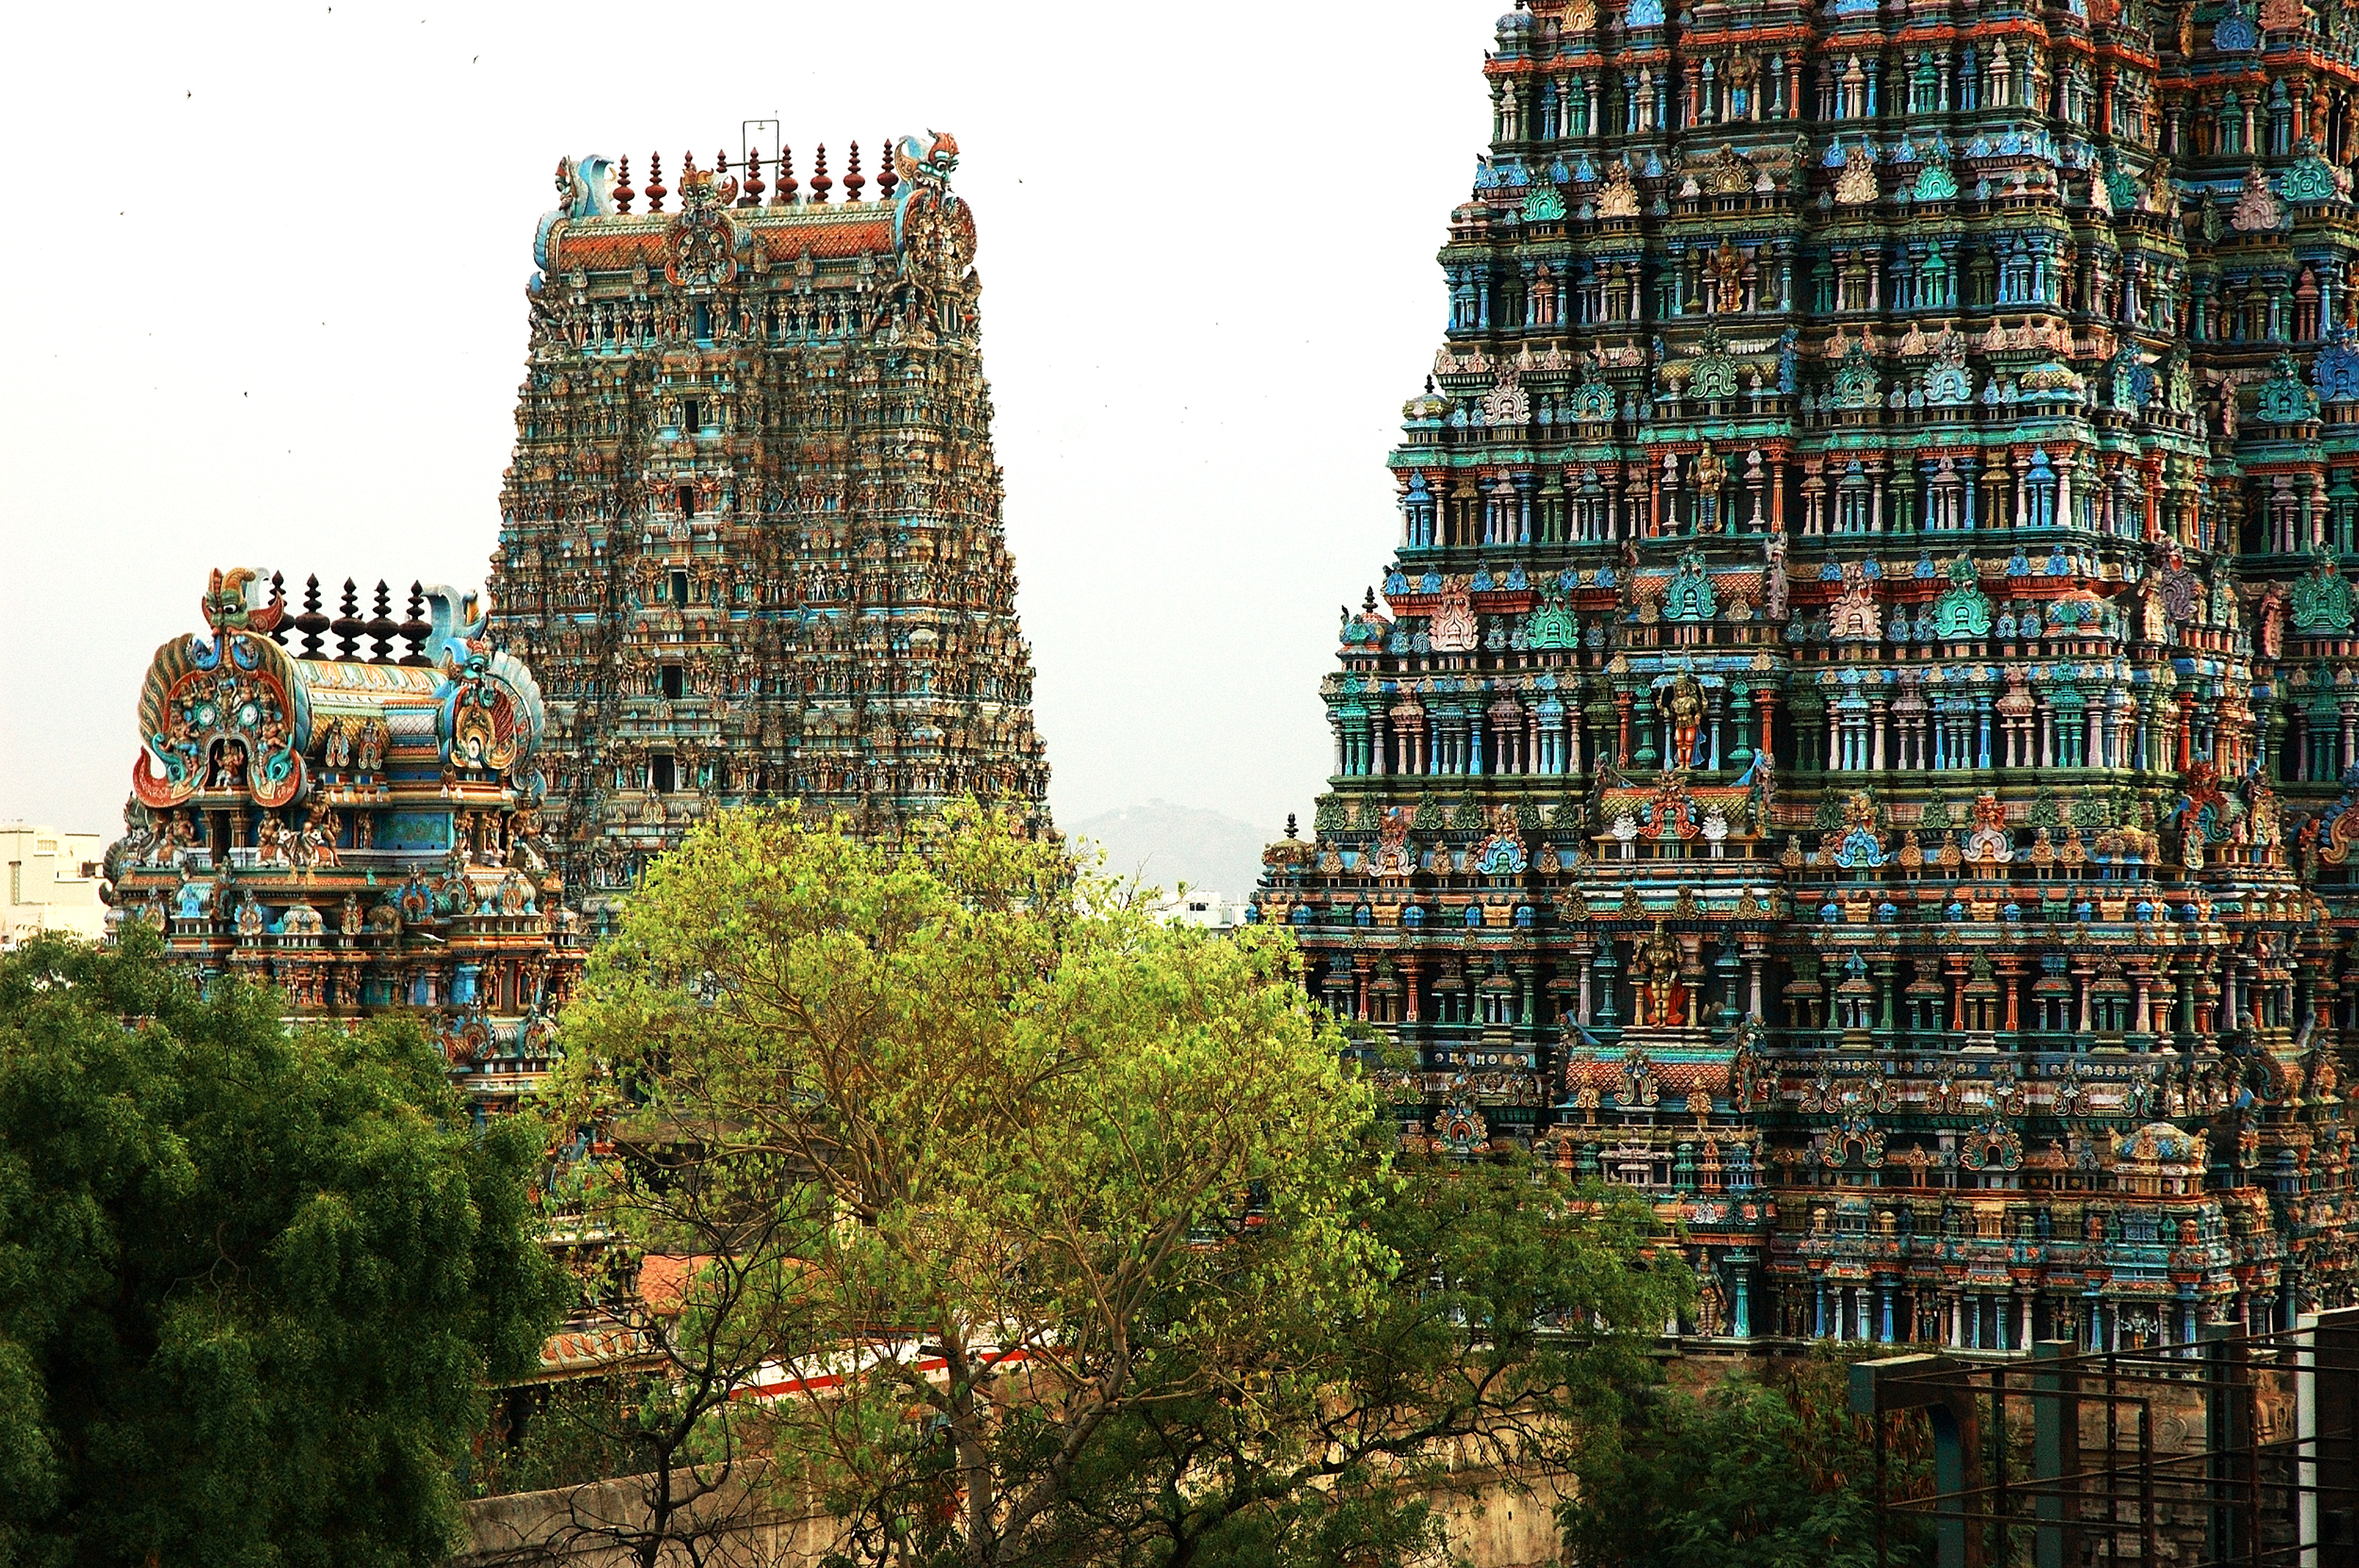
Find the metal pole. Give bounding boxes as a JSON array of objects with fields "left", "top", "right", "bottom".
[{"left": 2033, "top": 1340, "right": 2073, "bottom": 1568}]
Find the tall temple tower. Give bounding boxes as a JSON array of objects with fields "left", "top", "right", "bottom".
[
  {"left": 486, "top": 136, "right": 1050, "bottom": 915},
  {"left": 1260, "top": 0, "right": 2359, "bottom": 1351}
]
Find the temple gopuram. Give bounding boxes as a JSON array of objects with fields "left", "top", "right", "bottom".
[
  {"left": 102, "top": 570, "right": 583, "bottom": 1112},
  {"left": 1258, "top": 0, "right": 2359, "bottom": 1350},
  {"left": 483, "top": 134, "right": 1050, "bottom": 918}
]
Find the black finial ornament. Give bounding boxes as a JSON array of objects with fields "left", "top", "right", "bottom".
[
  {"left": 397, "top": 582, "right": 432, "bottom": 666},
  {"left": 1364, "top": 587, "right": 1378, "bottom": 612},
  {"left": 1285, "top": 812, "right": 1298, "bottom": 840},
  {"left": 333, "top": 578, "right": 363, "bottom": 659},
  {"left": 367, "top": 580, "right": 396, "bottom": 664},
  {"left": 296, "top": 575, "right": 328, "bottom": 659}
]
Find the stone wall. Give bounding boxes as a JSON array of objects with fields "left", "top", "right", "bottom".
[{"left": 457, "top": 1466, "right": 1570, "bottom": 1567}]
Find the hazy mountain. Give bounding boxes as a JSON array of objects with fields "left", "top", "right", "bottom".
[{"left": 1065, "top": 801, "right": 1272, "bottom": 900}]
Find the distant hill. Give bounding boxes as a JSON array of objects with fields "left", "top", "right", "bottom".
[{"left": 1065, "top": 801, "right": 1272, "bottom": 901}]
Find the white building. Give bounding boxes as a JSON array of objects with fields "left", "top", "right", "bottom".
[
  {"left": 2, "top": 823, "right": 108, "bottom": 947},
  {"left": 1158, "top": 890, "right": 1250, "bottom": 933}
]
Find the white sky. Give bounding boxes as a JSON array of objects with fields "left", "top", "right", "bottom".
[{"left": 0, "top": 1, "right": 1496, "bottom": 843}]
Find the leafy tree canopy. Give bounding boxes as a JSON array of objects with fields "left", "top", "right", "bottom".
[
  {"left": 547, "top": 802, "right": 1689, "bottom": 1568},
  {"left": 0, "top": 927, "right": 565, "bottom": 1568},
  {"left": 1557, "top": 1353, "right": 1934, "bottom": 1568}
]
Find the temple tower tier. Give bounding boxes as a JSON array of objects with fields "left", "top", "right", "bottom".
[
  {"left": 1256, "top": 0, "right": 2359, "bottom": 1350},
  {"left": 486, "top": 137, "right": 1050, "bottom": 922}
]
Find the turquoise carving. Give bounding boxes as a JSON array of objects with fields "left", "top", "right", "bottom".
[
  {"left": 1520, "top": 188, "right": 1566, "bottom": 223},
  {"left": 2285, "top": 140, "right": 2341, "bottom": 205},
  {"left": 1932, "top": 553, "right": 1993, "bottom": 638},
  {"left": 1568, "top": 375, "right": 1617, "bottom": 422},
  {"left": 1525, "top": 592, "right": 1581, "bottom": 649},
  {"left": 2110, "top": 342, "right": 2156, "bottom": 412},
  {"left": 1830, "top": 339, "right": 1880, "bottom": 409},
  {"left": 2317, "top": 329, "right": 2359, "bottom": 402},
  {"left": 1689, "top": 325, "right": 1738, "bottom": 400},
  {"left": 1664, "top": 551, "right": 1716, "bottom": 621},
  {"left": 2293, "top": 544, "right": 2357, "bottom": 633},
  {"left": 1912, "top": 158, "right": 1958, "bottom": 202},
  {"left": 2257, "top": 355, "right": 2322, "bottom": 424}
]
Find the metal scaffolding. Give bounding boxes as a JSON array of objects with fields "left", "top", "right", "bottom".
[{"left": 1857, "top": 1309, "right": 2359, "bottom": 1568}]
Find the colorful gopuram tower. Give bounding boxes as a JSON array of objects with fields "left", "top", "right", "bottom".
[
  {"left": 1259, "top": 0, "right": 2359, "bottom": 1350},
  {"left": 484, "top": 136, "right": 1050, "bottom": 918},
  {"left": 102, "top": 570, "right": 583, "bottom": 1112}
]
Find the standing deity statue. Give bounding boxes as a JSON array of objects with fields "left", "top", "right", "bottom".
[
  {"left": 1763, "top": 530, "right": 1790, "bottom": 621},
  {"left": 1662, "top": 673, "right": 1707, "bottom": 769},
  {"left": 1691, "top": 441, "right": 1728, "bottom": 533}
]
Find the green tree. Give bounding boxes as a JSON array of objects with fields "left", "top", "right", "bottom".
[
  {"left": 547, "top": 803, "right": 1687, "bottom": 1568},
  {"left": 1557, "top": 1353, "right": 1933, "bottom": 1568},
  {"left": 0, "top": 927, "right": 565, "bottom": 1568},
  {"left": 1027, "top": 1146, "right": 1687, "bottom": 1568}
]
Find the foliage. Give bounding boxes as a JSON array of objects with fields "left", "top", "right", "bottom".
[
  {"left": 1557, "top": 1351, "right": 1934, "bottom": 1568},
  {"left": 546, "top": 801, "right": 1688, "bottom": 1568},
  {"left": 471, "top": 1378, "right": 653, "bottom": 1499},
  {"left": 0, "top": 926, "right": 565, "bottom": 1568},
  {"left": 1025, "top": 1147, "right": 1689, "bottom": 1568}
]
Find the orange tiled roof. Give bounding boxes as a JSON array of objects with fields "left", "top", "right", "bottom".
[{"left": 549, "top": 212, "right": 896, "bottom": 274}]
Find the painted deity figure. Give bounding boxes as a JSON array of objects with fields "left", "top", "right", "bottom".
[
  {"left": 1632, "top": 923, "right": 1687, "bottom": 1028},
  {"left": 1762, "top": 530, "right": 1790, "bottom": 621},
  {"left": 1691, "top": 442, "right": 1728, "bottom": 533},
  {"left": 2258, "top": 583, "right": 2287, "bottom": 659},
  {"left": 1662, "top": 673, "right": 1706, "bottom": 768},
  {"left": 209, "top": 741, "right": 248, "bottom": 792},
  {"left": 1829, "top": 559, "right": 1882, "bottom": 641},
  {"left": 1373, "top": 805, "right": 1415, "bottom": 880},
  {"left": 254, "top": 812, "right": 289, "bottom": 866}
]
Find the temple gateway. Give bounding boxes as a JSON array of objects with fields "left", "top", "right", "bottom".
[
  {"left": 1259, "top": 0, "right": 2359, "bottom": 1348},
  {"left": 484, "top": 134, "right": 1050, "bottom": 923}
]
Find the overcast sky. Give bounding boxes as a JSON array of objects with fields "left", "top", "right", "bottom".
[{"left": 0, "top": 1, "right": 1496, "bottom": 844}]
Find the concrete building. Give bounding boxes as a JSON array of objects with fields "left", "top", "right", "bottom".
[{"left": 2, "top": 823, "right": 107, "bottom": 946}]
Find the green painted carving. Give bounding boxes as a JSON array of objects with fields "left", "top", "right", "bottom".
[
  {"left": 1689, "top": 325, "right": 1739, "bottom": 401},
  {"left": 1663, "top": 550, "right": 1717, "bottom": 622},
  {"left": 1520, "top": 188, "right": 1567, "bottom": 223},
  {"left": 2284, "top": 139, "right": 2340, "bottom": 204},
  {"left": 1932, "top": 552, "right": 1992, "bottom": 638},
  {"left": 2292, "top": 543, "right": 2357, "bottom": 632},
  {"left": 1830, "top": 338, "right": 1880, "bottom": 409},
  {"left": 2257, "top": 354, "right": 2322, "bottom": 424},
  {"left": 1526, "top": 591, "right": 1581, "bottom": 649}
]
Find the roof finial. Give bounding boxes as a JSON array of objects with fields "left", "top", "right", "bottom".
[
  {"left": 845, "top": 141, "right": 865, "bottom": 201},
  {"left": 876, "top": 139, "right": 898, "bottom": 200},
  {"left": 1284, "top": 812, "right": 1299, "bottom": 840},
  {"left": 398, "top": 583, "right": 431, "bottom": 666},
  {"left": 811, "top": 143, "right": 832, "bottom": 202},
  {"left": 613, "top": 154, "right": 635, "bottom": 213},
  {"left": 333, "top": 579, "right": 362, "bottom": 660},
  {"left": 1364, "top": 587, "right": 1378, "bottom": 613},
  {"left": 740, "top": 148, "right": 764, "bottom": 207},
  {"left": 645, "top": 150, "right": 667, "bottom": 212},
  {"left": 296, "top": 575, "right": 327, "bottom": 659},
  {"left": 773, "top": 144, "right": 796, "bottom": 205},
  {"left": 366, "top": 581, "right": 397, "bottom": 665},
  {"left": 266, "top": 573, "right": 290, "bottom": 646}
]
